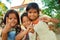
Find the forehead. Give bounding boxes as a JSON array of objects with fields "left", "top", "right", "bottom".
[
  {"left": 8, "top": 13, "right": 16, "bottom": 18},
  {"left": 28, "top": 9, "right": 37, "bottom": 12},
  {"left": 23, "top": 16, "right": 29, "bottom": 19},
  {"left": 23, "top": 16, "right": 30, "bottom": 21}
]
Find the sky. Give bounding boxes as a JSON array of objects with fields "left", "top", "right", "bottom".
[{"left": 1, "top": 0, "right": 24, "bottom": 9}]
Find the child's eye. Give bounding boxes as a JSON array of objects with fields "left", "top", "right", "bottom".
[
  {"left": 29, "top": 12, "right": 32, "bottom": 13},
  {"left": 34, "top": 11, "right": 37, "bottom": 13},
  {"left": 10, "top": 18, "right": 12, "bottom": 20},
  {"left": 14, "top": 18, "right": 17, "bottom": 19}
]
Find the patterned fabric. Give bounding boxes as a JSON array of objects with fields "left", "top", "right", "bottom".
[
  {"left": 8, "top": 31, "right": 16, "bottom": 40},
  {"left": 8, "top": 25, "right": 21, "bottom": 40},
  {"left": 22, "top": 33, "right": 29, "bottom": 40},
  {"left": 25, "top": 34, "right": 29, "bottom": 40}
]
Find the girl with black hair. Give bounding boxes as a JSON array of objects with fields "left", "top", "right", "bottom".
[
  {"left": 2, "top": 10, "right": 21, "bottom": 40},
  {"left": 26, "top": 2, "right": 57, "bottom": 40}
]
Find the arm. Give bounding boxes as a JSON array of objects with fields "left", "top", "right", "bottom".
[
  {"left": 50, "top": 18, "right": 59, "bottom": 23},
  {"left": 2, "top": 17, "right": 15, "bottom": 40},
  {"left": 2, "top": 30, "right": 8, "bottom": 40},
  {"left": 40, "top": 17, "right": 60, "bottom": 24},
  {"left": 15, "top": 29, "right": 29, "bottom": 40},
  {"left": 2, "top": 25, "right": 11, "bottom": 40}
]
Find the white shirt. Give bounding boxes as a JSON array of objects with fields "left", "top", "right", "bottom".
[{"left": 34, "top": 21, "right": 57, "bottom": 40}]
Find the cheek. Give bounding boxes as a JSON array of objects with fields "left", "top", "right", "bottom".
[
  {"left": 23, "top": 23, "right": 27, "bottom": 27},
  {"left": 14, "top": 20, "right": 18, "bottom": 24},
  {"left": 28, "top": 21, "right": 31, "bottom": 25},
  {"left": 28, "top": 13, "right": 31, "bottom": 17},
  {"left": 34, "top": 13, "right": 38, "bottom": 17}
]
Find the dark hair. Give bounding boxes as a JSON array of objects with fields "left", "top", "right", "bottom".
[
  {"left": 26, "top": 2, "right": 40, "bottom": 14},
  {"left": 3, "top": 10, "right": 20, "bottom": 25},
  {"left": 21, "top": 12, "right": 28, "bottom": 23},
  {"left": 3, "top": 10, "right": 21, "bottom": 34}
]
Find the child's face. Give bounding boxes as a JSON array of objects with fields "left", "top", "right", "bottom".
[
  {"left": 8, "top": 13, "right": 18, "bottom": 27},
  {"left": 28, "top": 9, "right": 39, "bottom": 21},
  {"left": 22, "top": 16, "right": 31, "bottom": 28}
]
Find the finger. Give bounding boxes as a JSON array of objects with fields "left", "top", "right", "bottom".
[
  {"left": 30, "top": 22, "right": 33, "bottom": 25},
  {"left": 6, "top": 17, "right": 9, "bottom": 24},
  {"left": 29, "top": 22, "right": 33, "bottom": 27},
  {"left": 28, "top": 26, "right": 32, "bottom": 30},
  {"left": 29, "top": 26, "right": 33, "bottom": 29},
  {"left": 9, "top": 19, "right": 14, "bottom": 24}
]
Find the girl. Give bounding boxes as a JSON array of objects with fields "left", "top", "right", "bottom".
[
  {"left": 15, "top": 13, "right": 36, "bottom": 40},
  {"left": 26, "top": 2, "right": 57, "bottom": 40},
  {"left": 2, "top": 10, "right": 21, "bottom": 40}
]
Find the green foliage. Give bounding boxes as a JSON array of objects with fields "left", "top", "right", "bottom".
[
  {"left": 0, "top": 11, "right": 2, "bottom": 16},
  {"left": 0, "top": 2, "right": 8, "bottom": 16},
  {"left": 55, "top": 13, "right": 60, "bottom": 20},
  {"left": 56, "top": 23, "right": 60, "bottom": 27},
  {"left": 42, "top": 8, "right": 53, "bottom": 17},
  {"left": 42, "top": 0, "right": 60, "bottom": 17},
  {"left": 42, "top": 0, "right": 60, "bottom": 27}
]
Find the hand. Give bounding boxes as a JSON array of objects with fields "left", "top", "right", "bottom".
[
  {"left": 29, "top": 28, "right": 34, "bottom": 33},
  {"left": 6, "top": 17, "right": 14, "bottom": 27},
  {"left": 3, "top": 17, "right": 14, "bottom": 33},
  {"left": 27, "top": 23, "right": 34, "bottom": 33}
]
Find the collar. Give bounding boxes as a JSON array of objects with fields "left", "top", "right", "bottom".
[{"left": 32, "top": 18, "right": 39, "bottom": 24}]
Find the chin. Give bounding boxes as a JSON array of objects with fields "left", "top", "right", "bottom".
[
  {"left": 11, "top": 24, "right": 16, "bottom": 27},
  {"left": 30, "top": 18, "right": 34, "bottom": 20},
  {"left": 31, "top": 19, "right": 36, "bottom": 21}
]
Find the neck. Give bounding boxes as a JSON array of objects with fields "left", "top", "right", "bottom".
[{"left": 32, "top": 17, "right": 39, "bottom": 24}]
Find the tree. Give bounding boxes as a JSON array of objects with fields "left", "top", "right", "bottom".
[
  {"left": 0, "top": 2, "right": 8, "bottom": 16},
  {"left": 42, "top": 0, "right": 60, "bottom": 28},
  {"left": 42, "top": 0, "right": 60, "bottom": 17}
]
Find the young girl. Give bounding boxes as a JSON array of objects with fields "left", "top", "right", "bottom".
[
  {"left": 2, "top": 10, "right": 21, "bottom": 40},
  {"left": 26, "top": 2, "right": 57, "bottom": 40},
  {"left": 15, "top": 12, "right": 36, "bottom": 40}
]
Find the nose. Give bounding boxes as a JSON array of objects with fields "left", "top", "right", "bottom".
[
  {"left": 11, "top": 19, "right": 15, "bottom": 22},
  {"left": 31, "top": 13, "right": 34, "bottom": 16}
]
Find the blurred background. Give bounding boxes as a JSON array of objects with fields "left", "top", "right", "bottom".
[{"left": 0, "top": 0, "right": 60, "bottom": 40}]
